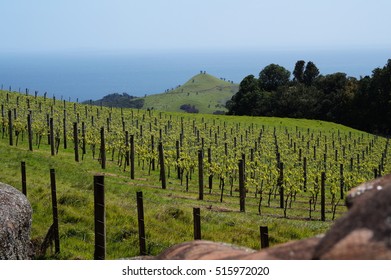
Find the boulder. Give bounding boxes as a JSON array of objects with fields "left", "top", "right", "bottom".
[
  {"left": 157, "top": 174, "right": 391, "bottom": 260},
  {"left": 313, "top": 173, "right": 391, "bottom": 259},
  {"left": 0, "top": 182, "right": 32, "bottom": 260}
]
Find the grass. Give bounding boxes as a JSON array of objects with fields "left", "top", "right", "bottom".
[
  {"left": 2, "top": 89, "right": 384, "bottom": 260},
  {"left": 0, "top": 114, "right": 352, "bottom": 260},
  {"left": 142, "top": 73, "right": 238, "bottom": 114}
]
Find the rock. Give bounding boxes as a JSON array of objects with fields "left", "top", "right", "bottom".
[
  {"left": 157, "top": 174, "right": 391, "bottom": 260},
  {"left": 313, "top": 173, "right": 391, "bottom": 259},
  {"left": 0, "top": 182, "right": 32, "bottom": 260},
  {"left": 157, "top": 240, "right": 256, "bottom": 260},
  {"left": 156, "top": 237, "right": 322, "bottom": 260}
]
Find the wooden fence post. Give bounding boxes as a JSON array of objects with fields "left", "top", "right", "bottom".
[
  {"left": 50, "top": 118, "right": 55, "bottom": 156},
  {"left": 198, "top": 150, "right": 204, "bottom": 200},
  {"left": 279, "top": 162, "right": 284, "bottom": 209},
  {"left": 208, "top": 148, "right": 213, "bottom": 194},
  {"left": 239, "top": 159, "right": 245, "bottom": 212},
  {"left": 321, "top": 172, "right": 326, "bottom": 221},
  {"left": 81, "top": 122, "right": 86, "bottom": 158},
  {"left": 136, "top": 191, "right": 147, "bottom": 255},
  {"left": 100, "top": 127, "right": 106, "bottom": 169},
  {"left": 260, "top": 226, "right": 269, "bottom": 249},
  {"left": 130, "top": 135, "right": 135, "bottom": 179},
  {"left": 150, "top": 135, "right": 155, "bottom": 171},
  {"left": 193, "top": 207, "right": 201, "bottom": 240},
  {"left": 303, "top": 157, "right": 307, "bottom": 192},
  {"left": 158, "top": 142, "right": 166, "bottom": 189},
  {"left": 340, "top": 164, "right": 344, "bottom": 199},
  {"left": 27, "top": 114, "right": 33, "bottom": 151},
  {"left": 21, "top": 161, "right": 27, "bottom": 196},
  {"left": 50, "top": 169, "right": 60, "bottom": 254},
  {"left": 72, "top": 122, "right": 79, "bottom": 162},
  {"left": 8, "top": 110, "right": 13, "bottom": 146},
  {"left": 63, "top": 110, "right": 67, "bottom": 149},
  {"left": 94, "top": 175, "right": 105, "bottom": 260},
  {"left": 176, "top": 140, "right": 181, "bottom": 179}
]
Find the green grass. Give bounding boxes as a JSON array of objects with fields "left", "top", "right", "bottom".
[
  {"left": 0, "top": 114, "right": 351, "bottom": 260},
  {"left": 142, "top": 73, "right": 238, "bottom": 114},
  {"left": 2, "top": 89, "right": 386, "bottom": 260}
]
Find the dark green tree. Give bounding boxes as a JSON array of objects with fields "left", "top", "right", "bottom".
[
  {"left": 367, "top": 59, "right": 391, "bottom": 134},
  {"left": 226, "top": 75, "right": 262, "bottom": 115},
  {"left": 293, "top": 60, "right": 305, "bottom": 83},
  {"left": 303, "top": 61, "right": 320, "bottom": 86},
  {"left": 259, "top": 64, "right": 291, "bottom": 92}
]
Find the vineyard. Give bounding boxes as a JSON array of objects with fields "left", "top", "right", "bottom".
[{"left": 0, "top": 89, "right": 390, "bottom": 259}]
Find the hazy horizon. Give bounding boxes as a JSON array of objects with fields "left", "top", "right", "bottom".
[
  {"left": 1, "top": 49, "right": 390, "bottom": 102},
  {"left": 1, "top": 1, "right": 391, "bottom": 101}
]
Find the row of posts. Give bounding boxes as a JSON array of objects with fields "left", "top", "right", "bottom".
[{"left": 18, "top": 164, "right": 269, "bottom": 259}]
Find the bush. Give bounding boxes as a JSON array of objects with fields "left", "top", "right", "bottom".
[{"left": 179, "top": 104, "right": 199, "bottom": 113}]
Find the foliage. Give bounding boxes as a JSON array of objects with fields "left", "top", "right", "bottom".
[
  {"left": 84, "top": 93, "right": 144, "bottom": 109},
  {"left": 259, "top": 64, "right": 291, "bottom": 92},
  {"left": 179, "top": 104, "right": 199, "bottom": 113},
  {"left": 227, "top": 59, "right": 391, "bottom": 136}
]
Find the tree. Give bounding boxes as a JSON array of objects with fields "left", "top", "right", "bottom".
[
  {"left": 367, "top": 59, "right": 391, "bottom": 134},
  {"left": 259, "top": 64, "right": 291, "bottom": 92},
  {"left": 226, "top": 75, "right": 262, "bottom": 115},
  {"left": 293, "top": 60, "right": 305, "bottom": 83},
  {"left": 303, "top": 61, "right": 320, "bottom": 86}
]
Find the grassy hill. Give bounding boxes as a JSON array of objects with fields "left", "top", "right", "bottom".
[
  {"left": 1, "top": 89, "right": 390, "bottom": 260},
  {"left": 141, "top": 73, "right": 238, "bottom": 114}
]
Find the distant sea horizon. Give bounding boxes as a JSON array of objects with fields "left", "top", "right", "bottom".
[{"left": 0, "top": 49, "right": 390, "bottom": 102}]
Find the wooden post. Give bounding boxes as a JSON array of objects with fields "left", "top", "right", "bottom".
[
  {"left": 94, "top": 175, "right": 105, "bottom": 260},
  {"left": 50, "top": 169, "right": 60, "bottom": 254},
  {"left": 27, "top": 114, "right": 33, "bottom": 151},
  {"left": 303, "top": 157, "right": 307, "bottom": 192},
  {"left": 63, "top": 110, "right": 67, "bottom": 149},
  {"left": 50, "top": 118, "right": 55, "bottom": 156},
  {"left": 73, "top": 122, "right": 79, "bottom": 162},
  {"left": 193, "top": 207, "right": 201, "bottom": 240},
  {"left": 158, "top": 142, "right": 166, "bottom": 189},
  {"left": 176, "top": 140, "right": 181, "bottom": 179},
  {"left": 136, "top": 191, "right": 147, "bottom": 256},
  {"left": 198, "top": 150, "right": 204, "bottom": 200},
  {"left": 124, "top": 131, "right": 129, "bottom": 167},
  {"left": 130, "top": 135, "right": 135, "bottom": 179},
  {"left": 208, "top": 148, "right": 212, "bottom": 194},
  {"left": 340, "top": 164, "right": 344, "bottom": 199},
  {"left": 100, "top": 127, "right": 106, "bottom": 169},
  {"left": 279, "top": 162, "right": 284, "bottom": 209},
  {"left": 260, "top": 226, "right": 269, "bottom": 249},
  {"left": 321, "top": 172, "right": 326, "bottom": 221},
  {"left": 151, "top": 135, "right": 155, "bottom": 171},
  {"left": 81, "top": 122, "right": 86, "bottom": 158},
  {"left": 239, "top": 159, "right": 245, "bottom": 212},
  {"left": 8, "top": 110, "right": 13, "bottom": 146},
  {"left": 21, "top": 161, "right": 27, "bottom": 196}
]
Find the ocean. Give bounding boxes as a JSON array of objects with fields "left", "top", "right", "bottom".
[{"left": 0, "top": 49, "right": 390, "bottom": 102}]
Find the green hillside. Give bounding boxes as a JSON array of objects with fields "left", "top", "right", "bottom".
[
  {"left": 142, "top": 73, "right": 238, "bottom": 114},
  {"left": 1, "top": 89, "right": 390, "bottom": 260}
]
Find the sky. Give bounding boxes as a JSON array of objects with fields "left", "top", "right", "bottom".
[{"left": 1, "top": 0, "right": 391, "bottom": 54}]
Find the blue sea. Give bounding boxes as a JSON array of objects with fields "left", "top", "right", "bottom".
[{"left": 0, "top": 49, "right": 390, "bottom": 102}]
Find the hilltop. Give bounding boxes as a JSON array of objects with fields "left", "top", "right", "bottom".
[
  {"left": 87, "top": 73, "right": 238, "bottom": 114},
  {"left": 142, "top": 73, "right": 238, "bottom": 114}
]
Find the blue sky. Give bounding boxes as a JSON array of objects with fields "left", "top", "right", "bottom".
[{"left": 1, "top": 0, "right": 391, "bottom": 54}]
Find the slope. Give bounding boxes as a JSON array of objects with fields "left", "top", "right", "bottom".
[{"left": 142, "top": 73, "right": 238, "bottom": 114}]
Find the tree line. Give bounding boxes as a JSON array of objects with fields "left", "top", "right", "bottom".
[{"left": 226, "top": 59, "right": 391, "bottom": 136}]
